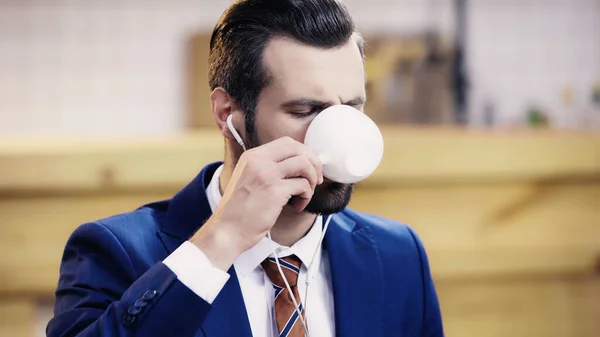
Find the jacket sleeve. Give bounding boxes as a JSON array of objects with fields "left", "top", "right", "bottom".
[
  {"left": 407, "top": 227, "right": 445, "bottom": 337},
  {"left": 46, "top": 222, "right": 211, "bottom": 337}
]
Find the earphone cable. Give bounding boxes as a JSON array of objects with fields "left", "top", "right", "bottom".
[
  {"left": 302, "top": 213, "right": 332, "bottom": 337},
  {"left": 267, "top": 231, "right": 309, "bottom": 335}
]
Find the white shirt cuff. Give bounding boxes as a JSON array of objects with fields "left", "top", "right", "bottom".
[{"left": 163, "top": 241, "right": 230, "bottom": 304}]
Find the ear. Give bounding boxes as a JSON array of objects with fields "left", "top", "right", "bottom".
[{"left": 210, "top": 87, "right": 244, "bottom": 141}]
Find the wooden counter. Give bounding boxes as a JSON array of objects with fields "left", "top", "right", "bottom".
[{"left": 1, "top": 126, "right": 599, "bottom": 337}]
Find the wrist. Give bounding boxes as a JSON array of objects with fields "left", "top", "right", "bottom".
[{"left": 190, "top": 220, "right": 245, "bottom": 272}]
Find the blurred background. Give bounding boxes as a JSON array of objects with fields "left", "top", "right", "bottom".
[{"left": 0, "top": 0, "right": 599, "bottom": 336}]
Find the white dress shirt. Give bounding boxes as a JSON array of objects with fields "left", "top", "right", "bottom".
[{"left": 163, "top": 164, "right": 335, "bottom": 337}]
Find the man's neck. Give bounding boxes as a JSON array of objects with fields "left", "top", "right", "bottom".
[
  {"left": 269, "top": 207, "right": 317, "bottom": 247},
  {"left": 220, "top": 161, "right": 317, "bottom": 247}
]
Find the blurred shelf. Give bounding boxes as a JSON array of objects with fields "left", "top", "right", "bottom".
[{"left": 0, "top": 126, "right": 599, "bottom": 193}]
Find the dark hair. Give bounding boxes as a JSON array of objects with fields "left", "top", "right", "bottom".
[{"left": 208, "top": 0, "right": 363, "bottom": 136}]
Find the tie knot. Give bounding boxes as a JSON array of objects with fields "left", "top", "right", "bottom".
[{"left": 261, "top": 255, "right": 302, "bottom": 288}]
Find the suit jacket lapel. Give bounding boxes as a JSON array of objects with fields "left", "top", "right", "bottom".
[
  {"left": 156, "top": 231, "right": 186, "bottom": 256},
  {"left": 156, "top": 162, "right": 253, "bottom": 337},
  {"left": 156, "top": 161, "right": 220, "bottom": 255},
  {"left": 325, "top": 214, "right": 384, "bottom": 337}
]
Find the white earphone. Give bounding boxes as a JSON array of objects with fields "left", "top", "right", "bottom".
[
  {"left": 226, "top": 114, "right": 247, "bottom": 151},
  {"left": 225, "top": 114, "right": 330, "bottom": 337}
]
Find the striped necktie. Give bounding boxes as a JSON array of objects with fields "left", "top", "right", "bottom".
[{"left": 261, "top": 255, "right": 305, "bottom": 337}]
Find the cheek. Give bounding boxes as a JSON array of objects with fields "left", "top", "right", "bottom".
[{"left": 290, "top": 119, "right": 314, "bottom": 143}]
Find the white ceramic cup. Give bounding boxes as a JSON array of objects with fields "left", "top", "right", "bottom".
[{"left": 304, "top": 105, "right": 384, "bottom": 184}]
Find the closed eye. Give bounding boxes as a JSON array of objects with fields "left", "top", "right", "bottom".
[
  {"left": 288, "top": 106, "right": 323, "bottom": 118},
  {"left": 282, "top": 97, "right": 366, "bottom": 117}
]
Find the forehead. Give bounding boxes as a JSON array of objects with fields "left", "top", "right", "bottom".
[{"left": 261, "top": 37, "right": 365, "bottom": 102}]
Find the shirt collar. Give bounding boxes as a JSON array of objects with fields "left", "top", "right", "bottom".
[
  {"left": 206, "top": 163, "right": 224, "bottom": 213},
  {"left": 205, "top": 164, "right": 323, "bottom": 277}
]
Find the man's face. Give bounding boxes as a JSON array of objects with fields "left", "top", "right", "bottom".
[{"left": 246, "top": 36, "right": 366, "bottom": 215}]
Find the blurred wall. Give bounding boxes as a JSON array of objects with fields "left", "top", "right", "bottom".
[
  {"left": 1, "top": 0, "right": 599, "bottom": 136},
  {"left": 467, "top": 0, "right": 600, "bottom": 127},
  {"left": 0, "top": 0, "right": 215, "bottom": 136}
]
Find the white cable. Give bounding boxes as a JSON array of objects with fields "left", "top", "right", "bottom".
[
  {"left": 226, "top": 114, "right": 246, "bottom": 151},
  {"left": 228, "top": 113, "right": 306, "bottom": 332},
  {"left": 267, "top": 214, "right": 333, "bottom": 337},
  {"left": 267, "top": 231, "right": 309, "bottom": 336},
  {"left": 302, "top": 214, "right": 332, "bottom": 336}
]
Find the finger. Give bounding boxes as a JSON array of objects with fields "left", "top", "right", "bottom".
[
  {"left": 277, "top": 156, "right": 318, "bottom": 190},
  {"left": 301, "top": 147, "right": 323, "bottom": 185},
  {"left": 281, "top": 178, "right": 312, "bottom": 211},
  {"left": 262, "top": 136, "right": 303, "bottom": 161},
  {"left": 265, "top": 137, "right": 323, "bottom": 184},
  {"left": 289, "top": 195, "right": 311, "bottom": 213}
]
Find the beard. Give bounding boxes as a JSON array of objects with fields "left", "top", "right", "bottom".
[
  {"left": 302, "top": 181, "right": 354, "bottom": 215},
  {"left": 244, "top": 119, "right": 354, "bottom": 215}
]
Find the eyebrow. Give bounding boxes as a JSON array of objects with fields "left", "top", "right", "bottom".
[{"left": 280, "top": 97, "right": 366, "bottom": 109}]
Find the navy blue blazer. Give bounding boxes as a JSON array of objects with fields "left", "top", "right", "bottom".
[{"left": 47, "top": 161, "right": 444, "bottom": 337}]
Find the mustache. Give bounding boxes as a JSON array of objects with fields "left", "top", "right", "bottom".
[{"left": 316, "top": 181, "right": 352, "bottom": 190}]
